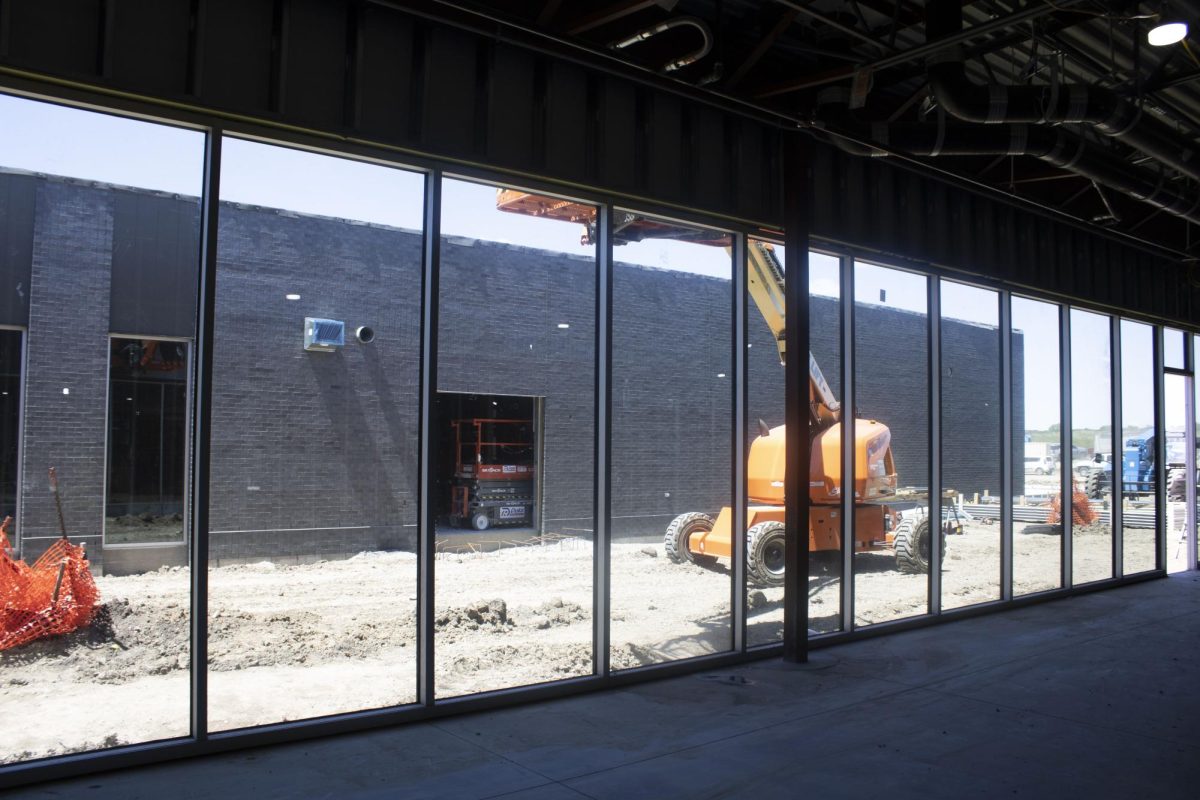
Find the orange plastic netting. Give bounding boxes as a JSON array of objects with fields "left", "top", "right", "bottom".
[
  {"left": 0, "top": 517, "right": 99, "bottom": 651},
  {"left": 1047, "top": 479, "right": 1099, "bottom": 527}
]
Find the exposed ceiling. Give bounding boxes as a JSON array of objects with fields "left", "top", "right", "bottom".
[{"left": 446, "top": 0, "right": 1200, "bottom": 259}]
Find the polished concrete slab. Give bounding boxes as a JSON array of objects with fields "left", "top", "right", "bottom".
[{"left": 10, "top": 573, "right": 1200, "bottom": 799}]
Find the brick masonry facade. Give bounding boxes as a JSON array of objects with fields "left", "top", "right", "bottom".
[{"left": 0, "top": 172, "right": 1023, "bottom": 571}]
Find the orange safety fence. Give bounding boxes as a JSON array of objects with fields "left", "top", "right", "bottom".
[
  {"left": 1047, "top": 479, "right": 1099, "bottom": 527},
  {"left": 0, "top": 516, "right": 99, "bottom": 651}
]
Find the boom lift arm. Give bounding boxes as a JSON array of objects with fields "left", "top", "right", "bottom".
[{"left": 745, "top": 240, "right": 840, "bottom": 432}]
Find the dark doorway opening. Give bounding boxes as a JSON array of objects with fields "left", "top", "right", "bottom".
[{"left": 434, "top": 392, "right": 541, "bottom": 533}]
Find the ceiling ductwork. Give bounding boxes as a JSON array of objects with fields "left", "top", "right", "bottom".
[
  {"left": 444, "top": 0, "right": 1200, "bottom": 254},
  {"left": 926, "top": 0, "right": 1200, "bottom": 184},
  {"left": 816, "top": 89, "right": 1200, "bottom": 227}
]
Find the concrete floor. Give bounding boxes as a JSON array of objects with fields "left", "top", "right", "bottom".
[{"left": 11, "top": 572, "right": 1200, "bottom": 799}]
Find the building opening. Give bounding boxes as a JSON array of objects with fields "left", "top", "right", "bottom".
[
  {"left": 105, "top": 337, "right": 189, "bottom": 545},
  {"left": 434, "top": 392, "right": 540, "bottom": 533}
]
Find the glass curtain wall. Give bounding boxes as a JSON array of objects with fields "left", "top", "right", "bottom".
[
  {"left": 0, "top": 93, "right": 202, "bottom": 763},
  {"left": 2, "top": 98, "right": 1187, "bottom": 772},
  {"left": 1120, "top": 321, "right": 1157, "bottom": 575},
  {"left": 207, "top": 138, "right": 424, "bottom": 730},
  {"left": 1011, "top": 297, "right": 1063, "bottom": 595},
  {"left": 1070, "top": 309, "right": 1115, "bottom": 585},
  {"left": 434, "top": 179, "right": 596, "bottom": 696},
  {"left": 611, "top": 212, "right": 733, "bottom": 666},
  {"left": 940, "top": 282, "right": 1002, "bottom": 610},
  {"left": 852, "top": 261, "right": 929, "bottom": 625}
]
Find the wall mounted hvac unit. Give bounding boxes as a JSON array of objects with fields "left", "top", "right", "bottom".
[{"left": 304, "top": 318, "right": 345, "bottom": 352}]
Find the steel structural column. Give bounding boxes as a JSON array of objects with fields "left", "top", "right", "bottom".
[
  {"left": 1000, "top": 292, "right": 1013, "bottom": 601},
  {"left": 1061, "top": 308, "right": 1073, "bottom": 588},
  {"left": 929, "top": 278, "right": 942, "bottom": 614},
  {"left": 594, "top": 204, "right": 613, "bottom": 676},
  {"left": 731, "top": 232, "right": 747, "bottom": 653},
  {"left": 418, "top": 169, "right": 442, "bottom": 705},
  {"left": 782, "top": 133, "right": 810, "bottom": 662},
  {"left": 189, "top": 128, "right": 222, "bottom": 741},
  {"left": 1111, "top": 317, "right": 1124, "bottom": 578},
  {"left": 840, "top": 254, "right": 855, "bottom": 634}
]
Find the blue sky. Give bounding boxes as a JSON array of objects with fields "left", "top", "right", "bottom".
[{"left": 0, "top": 92, "right": 1167, "bottom": 432}]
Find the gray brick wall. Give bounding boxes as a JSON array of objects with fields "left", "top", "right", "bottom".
[
  {"left": 208, "top": 204, "right": 422, "bottom": 562},
  {"left": 5, "top": 174, "right": 1024, "bottom": 565},
  {"left": 20, "top": 181, "right": 113, "bottom": 570}
]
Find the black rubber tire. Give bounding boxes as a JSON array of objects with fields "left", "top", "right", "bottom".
[
  {"left": 1085, "top": 469, "right": 1108, "bottom": 499},
  {"left": 471, "top": 511, "right": 490, "bottom": 531},
  {"left": 1168, "top": 468, "right": 1188, "bottom": 501},
  {"left": 664, "top": 512, "right": 718, "bottom": 566},
  {"left": 893, "top": 517, "right": 946, "bottom": 574},
  {"left": 747, "top": 521, "right": 787, "bottom": 588}
]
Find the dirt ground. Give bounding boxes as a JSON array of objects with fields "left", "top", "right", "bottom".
[
  {"left": 0, "top": 514, "right": 1164, "bottom": 765},
  {"left": 104, "top": 513, "right": 185, "bottom": 545}
]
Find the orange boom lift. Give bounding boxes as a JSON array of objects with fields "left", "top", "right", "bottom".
[{"left": 496, "top": 192, "right": 944, "bottom": 585}]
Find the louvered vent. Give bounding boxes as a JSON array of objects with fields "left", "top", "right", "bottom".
[{"left": 304, "top": 318, "right": 345, "bottom": 352}]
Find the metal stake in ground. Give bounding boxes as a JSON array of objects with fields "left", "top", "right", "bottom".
[{"left": 49, "top": 467, "right": 69, "bottom": 541}]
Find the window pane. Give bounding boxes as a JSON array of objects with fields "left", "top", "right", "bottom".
[
  {"left": 1070, "top": 309, "right": 1113, "bottom": 584},
  {"left": 611, "top": 212, "right": 733, "bottom": 666},
  {"left": 1195, "top": 341, "right": 1200, "bottom": 570},
  {"left": 106, "top": 338, "right": 189, "bottom": 545},
  {"left": 208, "top": 138, "right": 423, "bottom": 730},
  {"left": 0, "top": 93, "right": 202, "bottom": 763},
  {"left": 743, "top": 246, "right": 844, "bottom": 643},
  {"left": 807, "top": 252, "right": 843, "bottom": 635},
  {"left": 1163, "top": 328, "right": 1185, "bottom": 370},
  {"left": 1166, "top": 372, "right": 1191, "bottom": 573},
  {"left": 1012, "top": 297, "right": 1062, "bottom": 595},
  {"left": 853, "top": 262, "right": 928, "bottom": 625},
  {"left": 1120, "top": 321, "right": 1156, "bottom": 575},
  {"left": 745, "top": 239, "right": 788, "bottom": 646},
  {"left": 940, "top": 281, "right": 1001, "bottom": 610},
  {"left": 434, "top": 179, "right": 596, "bottom": 697}
]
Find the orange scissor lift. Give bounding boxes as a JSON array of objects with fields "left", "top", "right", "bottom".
[{"left": 449, "top": 418, "right": 536, "bottom": 531}]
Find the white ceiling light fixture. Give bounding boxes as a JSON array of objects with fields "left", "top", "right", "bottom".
[
  {"left": 557, "top": 323, "right": 570, "bottom": 329},
  {"left": 285, "top": 293, "right": 301, "bottom": 301},
  {"left": 1149, "top": 5, "right": 1189, "bottom": 46}
]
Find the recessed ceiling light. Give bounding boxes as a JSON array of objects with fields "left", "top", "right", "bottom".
[
  {"left": 1148, "top": 20, "right": 1188, "bottom": 46},
  {"left": 557, "top": 323, "right": 570, "bottom": 329},
  {"left": 717, "top": 373, "right": 726, "bottom": 378},
  {"left": 285, "top": 293, "right": 301, "bottom": 301}
]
